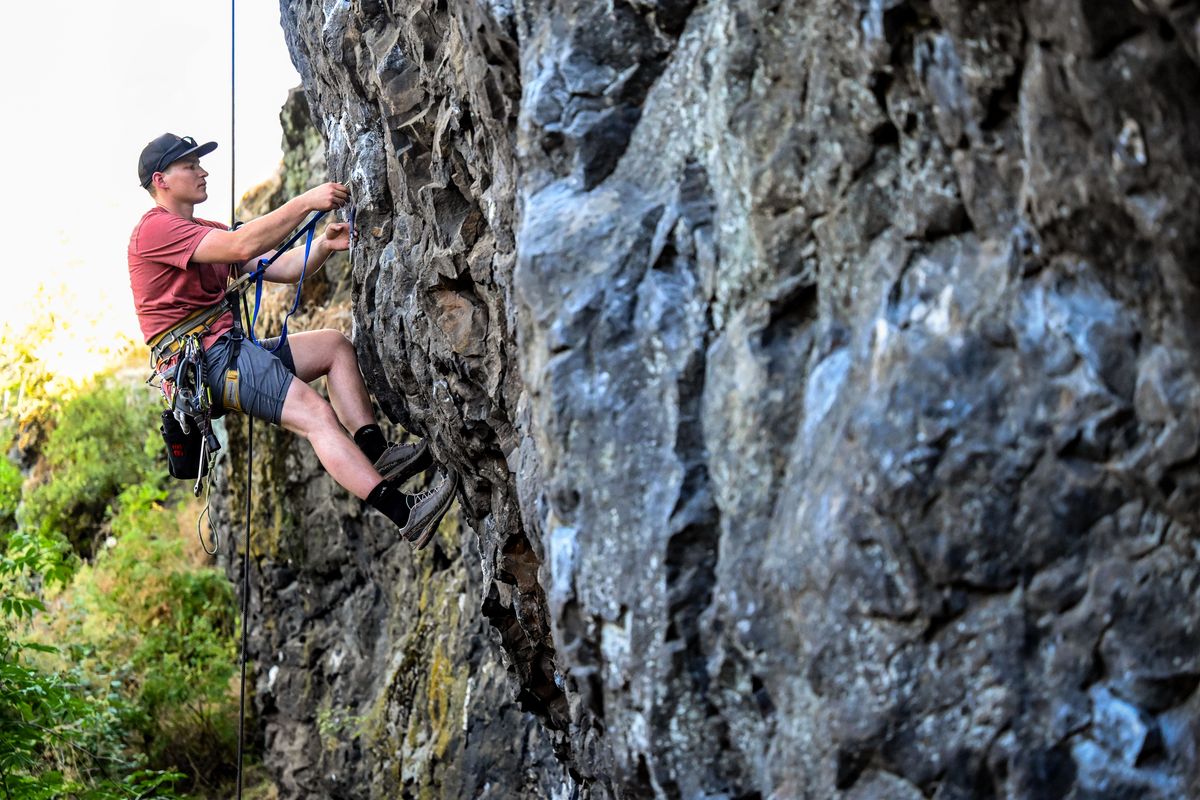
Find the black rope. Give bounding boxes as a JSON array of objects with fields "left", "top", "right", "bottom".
[
  {"left": 230, "top": 0, "right": 237, "bottom": 231},
  {"left": 236, "top": 416, "right": 252, "bottom": 800},
  {"left": 230, "top": 3, "right": 253, "bottom": 800}
]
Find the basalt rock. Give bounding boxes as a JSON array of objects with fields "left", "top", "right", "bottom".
[
  {"left": 212, "top": 88, "right": 571, "bottom": 799},
  {"left": 223, "top": 1, "right": 1200, "bottom": 797}
]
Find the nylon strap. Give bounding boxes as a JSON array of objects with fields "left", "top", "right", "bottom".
[
  {"left": 247, "top": 211, "right": 325, "bottom": 353},
  {"left": 148, "top": 300, "right": 232, "bottom": 367}
]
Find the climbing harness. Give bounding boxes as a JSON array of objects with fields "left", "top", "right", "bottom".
[
  {"left": 147, "top": 285, "right": 246, "bottom": 554},
  {"left": 148, "top": 298, "right": 230, "bottom": 366},
  {"left": 156, "top": 334, "right": 219, "bottom": 485}
]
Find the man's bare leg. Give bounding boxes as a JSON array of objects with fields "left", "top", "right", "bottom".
[
  {"left": 286, "top": 329, "right": 374, "bottom": 432},
  {"left": 278, "top": 376, "right": 381, "bottom": 500},
  {"left": 276, "top": 366, "right": 457, "bottom": 547},
  {"left": 275, "top": 328, "right": 456, "bottom": 546}
]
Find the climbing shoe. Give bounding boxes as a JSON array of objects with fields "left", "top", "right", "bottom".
[
  {"left": 374, "top": 438, "right": 433, "bottom": 484},
  {"left": 398, "top": 469, "right": 459, "bottom": 550}
]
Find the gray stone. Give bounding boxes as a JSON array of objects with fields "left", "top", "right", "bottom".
[{"left": 214, "top": 0, "right": 1200, "bottom": 796}]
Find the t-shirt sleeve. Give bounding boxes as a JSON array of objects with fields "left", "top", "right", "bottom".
[{"left": 132, "top": 213, "right": 220, "bottom": 270}]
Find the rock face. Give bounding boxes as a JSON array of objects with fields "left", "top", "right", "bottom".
[
  {"left": 213, "top": 91, "right": 571, "bottom": 799},
  {"left": 228, "top": 1, "right": 1200, "bottom": 797}
]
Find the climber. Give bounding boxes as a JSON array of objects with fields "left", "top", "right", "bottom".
[{"left": 128, "top": 132, "right": 458, "bottom": 550}]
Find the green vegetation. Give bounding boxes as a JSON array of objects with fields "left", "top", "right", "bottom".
[
  {"left": 0, "top": 527, "right": 184, "bottom": 799},
  {"left": 0, "top": 359, "right": 248, "bottom": 798},
  {"left": 0, "top": 456, "right": 21, "bottom": 534},
  {"left": 19, "top": 380, "right": 160, "bottom": 558}
]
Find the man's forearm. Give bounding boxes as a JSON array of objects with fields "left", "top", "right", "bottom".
[
  {"left": 254, "top": 237, "right": 335, "bottom": 283},
  {"left": 194, "top": 182, "right": 348, "bottom": 266},
  {"left": 231, "top": 197, "right": 317, "bottom": 264}
]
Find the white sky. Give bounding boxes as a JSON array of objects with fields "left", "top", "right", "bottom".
[{"left": 0, "top": 2, "right": 302, "bottom": 382}]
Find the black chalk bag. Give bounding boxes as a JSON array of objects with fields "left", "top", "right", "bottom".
[{"left": 160, "top": 410, "right": 209, "bottom": 480}]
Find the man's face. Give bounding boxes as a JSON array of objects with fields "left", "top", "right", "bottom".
[{"left": 157, "top": 156, "right": 208, "bottom": 203}]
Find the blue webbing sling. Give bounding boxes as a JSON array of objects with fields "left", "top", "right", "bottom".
[{"left": 244, "top": 210, "right": 327, "bottom": 352}]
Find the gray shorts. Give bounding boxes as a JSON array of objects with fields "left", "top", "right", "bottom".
[{"left": 204, "top": 333, "right": 296, "bottom": 425}]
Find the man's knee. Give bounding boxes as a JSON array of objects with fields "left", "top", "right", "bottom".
[{"left": 328, "top": 330, "right": 356, "bottom": 366}]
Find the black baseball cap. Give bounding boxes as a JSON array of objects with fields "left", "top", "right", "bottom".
[{"left": 138, "top": 133, "right": 217, "bottom": 188}]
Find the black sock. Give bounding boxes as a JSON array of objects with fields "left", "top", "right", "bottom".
[
  {"left": 354, "top": 424, "right": 388, "bottom": 463},
  {"left": 366, "top": 480, "right": 409, "bottom": 528}
]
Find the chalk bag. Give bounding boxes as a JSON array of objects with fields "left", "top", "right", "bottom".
[{"left": 161, "top": 410, "right": 209, "bottom": 480}]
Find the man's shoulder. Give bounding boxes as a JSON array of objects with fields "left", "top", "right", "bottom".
[
  {"left": 194, "top": 216, "right": 228, "bottom": 231},
  {"left": 135, "top": 207, "right": 227, "bottom": 230},
  {"left": 129, "top": 206, "right": 161, "bottom": 236},
  {"left": 131, "top": 207, "right": 182, "bottom": 242},
  {"left": 130, "top": 209, "right": 225, "bottom": 254}
]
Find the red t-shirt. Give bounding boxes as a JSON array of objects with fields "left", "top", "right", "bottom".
[{"left": 127, "top": 207, "right": 237, "bottom": 348}]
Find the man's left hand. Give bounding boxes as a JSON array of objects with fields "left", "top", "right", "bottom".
[{"left": 322, "top": 222, "right": 351, "bottom": 252}]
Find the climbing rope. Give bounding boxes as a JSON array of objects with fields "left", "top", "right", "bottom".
[
  {"left": 237, "top": 418, "right": 253, "bottom": 800},
  {"left": 224, "top": 6, "right": 351, "bottom": 794},
  {"left": 230, "top": 2, "right": 252, "bottom": 799}
]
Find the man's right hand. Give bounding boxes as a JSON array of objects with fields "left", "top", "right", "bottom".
[{"left": 303, "top": 182, "right": 350, "bottom": 212}]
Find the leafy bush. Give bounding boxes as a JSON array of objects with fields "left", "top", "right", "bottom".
[
  {"left": 99, "top": 483, "right": 239, "bottom": 781},
  {"left": 0, "top": 307, "right": 66, "bottom": 456},
  {"left": 3, "top": 372, "right": 250, "bottom": 797},
  {"left": 0, "top": 528, "right": 184, "bottom": 798},
  {"left": 0, "top": 456, "right": 21, "bottom": 534},
  {"left": 19, "top": 379, "right": 160, "bottom": 559},
  {"left": 45, "top": 480, "right": 242, "bottom": 796}
]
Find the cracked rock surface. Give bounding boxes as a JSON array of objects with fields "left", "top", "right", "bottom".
[
  {"left": 231, "top": 0, "right": 1200, "bottom": 796},
  {"left": 213, "top": 90, "right": 571, "bottom": 800}
]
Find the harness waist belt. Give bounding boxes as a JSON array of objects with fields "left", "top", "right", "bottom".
[{"left": 149, "top": 301, "right": 232, "bottom": 367}]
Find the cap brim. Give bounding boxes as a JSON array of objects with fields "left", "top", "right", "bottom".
[{"left": 178, "top": 141, "right": 218, "bottom": 161}]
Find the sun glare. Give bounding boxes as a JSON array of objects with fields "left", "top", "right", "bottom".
[{"left": 0, "top": 3, "right": 299, "bottom": 394}]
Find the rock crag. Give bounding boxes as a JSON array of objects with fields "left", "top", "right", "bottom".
[{"left": 222, "top": 1, "right": 1200, "bottom": 797}]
